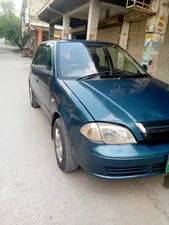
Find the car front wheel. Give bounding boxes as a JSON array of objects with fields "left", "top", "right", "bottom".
[{"left": 54, "top": 118, "right": 78, "bottom": 172}]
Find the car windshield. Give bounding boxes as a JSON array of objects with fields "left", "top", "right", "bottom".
[{"left": 59, "top": 42, "right": 146, "bottom": 78}]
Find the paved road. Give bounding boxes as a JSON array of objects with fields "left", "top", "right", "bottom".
[{"left": 1, "top": 44, "right": 169, "bottom": 225}]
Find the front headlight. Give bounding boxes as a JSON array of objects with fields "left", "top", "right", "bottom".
[{"left": 80, "top": 123, "right": 137, "bottom": 144}]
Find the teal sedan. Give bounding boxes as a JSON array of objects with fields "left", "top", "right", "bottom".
[{"left": 29, "top": 39, "right": 169, "bottom": 179}]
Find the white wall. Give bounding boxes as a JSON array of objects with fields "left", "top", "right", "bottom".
[
  {"left": 29, "top": 0, "right": 49, "bottom": 25},
  {"left": 29, "top": 0, "right": 49, "bottom": 17}
]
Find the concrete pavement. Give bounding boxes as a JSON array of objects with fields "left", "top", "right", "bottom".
[{"left": 0, "top": 43, "right": 169, "bottom": 225}]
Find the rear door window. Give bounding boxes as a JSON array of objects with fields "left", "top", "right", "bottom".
[
  {"left": 33, "top": 45, "right": 47, "bottom": 65},
  {"left": 33, "top": 45, "right": 52, "bottom": 71}
]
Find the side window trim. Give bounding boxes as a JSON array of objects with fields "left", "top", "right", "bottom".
[
  {"left": 46, "top": 43, "right": 54, "bottom": 74},
  {"left": 32, "top": 47, "right": 41, "bottom": 65}
]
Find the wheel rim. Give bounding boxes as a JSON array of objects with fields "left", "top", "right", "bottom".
[
  {"left": 55, "top": 128, "right": 63, "bottom": 162},
  {"left": 29, "top": 86, "right": 33, "bottom": 104}
]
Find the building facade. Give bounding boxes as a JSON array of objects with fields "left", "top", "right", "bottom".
[{"left": 21, "top": 0, "right": 62, "bottom": 50}]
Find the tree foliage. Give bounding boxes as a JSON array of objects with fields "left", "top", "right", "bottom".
[
  {"left": 0, "top": 0, "right": 15, "bottom": 14},
  {"left": 0, "top": 0, "right": 24, "bottom": 49}
]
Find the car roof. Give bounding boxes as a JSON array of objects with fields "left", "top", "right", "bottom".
[{"left": 42, "top": 39, "right": 116, "bottom": 46}]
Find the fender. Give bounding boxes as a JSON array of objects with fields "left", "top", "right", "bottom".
[{"left": 50, "top": 79, "right": 94, "bottom": 141}]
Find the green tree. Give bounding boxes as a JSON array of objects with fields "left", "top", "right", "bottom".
[
  {"left": 0, "top": 0, "right": 15, "bottom": 14},
  {"left": 0, "top": 0, "right": 24, "bottom": 49}
]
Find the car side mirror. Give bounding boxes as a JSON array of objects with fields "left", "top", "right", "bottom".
[
  {"left": 142, "top": 64, "right": 148, "bottom": 71},
  {"left": 32, "top": 64, "right": 50, "bottom": 77}
]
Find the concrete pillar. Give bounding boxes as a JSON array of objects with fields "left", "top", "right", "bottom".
[
  {"left": 48, "top": 23, "right": 54, "bottom": 40},
  {"left": 117, "top": 20, "right": 130, "bottom": 70},
  {"left": 119, "top": 21, "right": 130, "bottom": 50},
  {"left": 37, "top": 29, "right": 42, "bottom": 47},
  {"left": 62, "top": 15, "right": 70, "bottom": 39},
  {"left": 86, "top": 0, "right": 100, "bottom": 40},
  {"left": 141, "top": 0, "right": 169, "bottom": 75},
  {"left": 21, "top": 15, "right": 24, "bottom": 38}
]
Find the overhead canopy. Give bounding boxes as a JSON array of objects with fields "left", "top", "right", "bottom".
[
  {"left": 50, "top": 0, "right": 89, "bottom": 14},
  {"left": 37, "top": 0, "right": 126, "bottom": 27},
  {"left": 37, "top": 0, "right": 88, "bottom": 25},
  {"left": 37, "top": 7, "right": 59, "bottom": 24}
]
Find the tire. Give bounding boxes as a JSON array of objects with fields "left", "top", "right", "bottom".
[
  {"left": 54, "top": 118, "right": 78, "bottom": 172},
  {"left": 29, "top": 84, "right": 40, "bottom": 108}
]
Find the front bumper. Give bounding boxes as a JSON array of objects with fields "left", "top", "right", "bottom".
[{"left": 72, "top": 138, "right": 169, "bottom": 179}]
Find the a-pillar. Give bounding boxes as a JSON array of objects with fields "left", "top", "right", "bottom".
[
  {"left": 62, "top": 15, "right": 70, "bottom": 39},
  {"left": 48, "top": 23, "right": 54, "bottom": 40},
  {"left": 86, "top": 0, "right": 100, "bottom": 40},
  {"left": 141, "top": 0, "right": 169, "bottom": 75},
  {"left": 37, "top": 29, "right": 42, "bottom": 47}
]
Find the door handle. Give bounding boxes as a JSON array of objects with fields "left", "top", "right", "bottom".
[
  {"left": 51, "top": 98, "right": 55, "bottom": 103},
  {"left": 36, "top": 77, "right": 39, "bottom": 83}
]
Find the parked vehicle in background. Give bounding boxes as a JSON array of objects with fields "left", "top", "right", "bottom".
[
  {"left": 29, "top": 40, "right": 169, "bottom": 179},
  {"left": 28, "top": 51, "right": 35, "bottom": 58},
  {"left": 21, "top": 49, "right": 35, "bottom": 58}
]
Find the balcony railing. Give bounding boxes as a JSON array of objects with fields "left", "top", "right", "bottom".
[{"left": 126, "top": 0, "right": 151, "bottom": 13}]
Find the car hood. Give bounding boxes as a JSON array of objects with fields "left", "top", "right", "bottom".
[{"left": 64, "top": 77, "right": 169, "bottom": 124}]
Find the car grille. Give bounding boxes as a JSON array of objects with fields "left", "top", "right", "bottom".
[
  {"left": 137, "top": 120, "right": 169, "bottom": 143},
  {"left": 106, "top": 161, "right": 166, "bottom": 177}
]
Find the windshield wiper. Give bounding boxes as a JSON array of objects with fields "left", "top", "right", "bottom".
[
  {"left": 77, "top": 72, "right": 149, "bottom": 81},
  {"left": 77, "top": 73, "right": 101, "bottom": 81},
  {"left": 77, "top": 72, "right": 111, "bottom": 81},
  {"left": 118, "top": 73, "right": 150, "bottom": 80}
]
